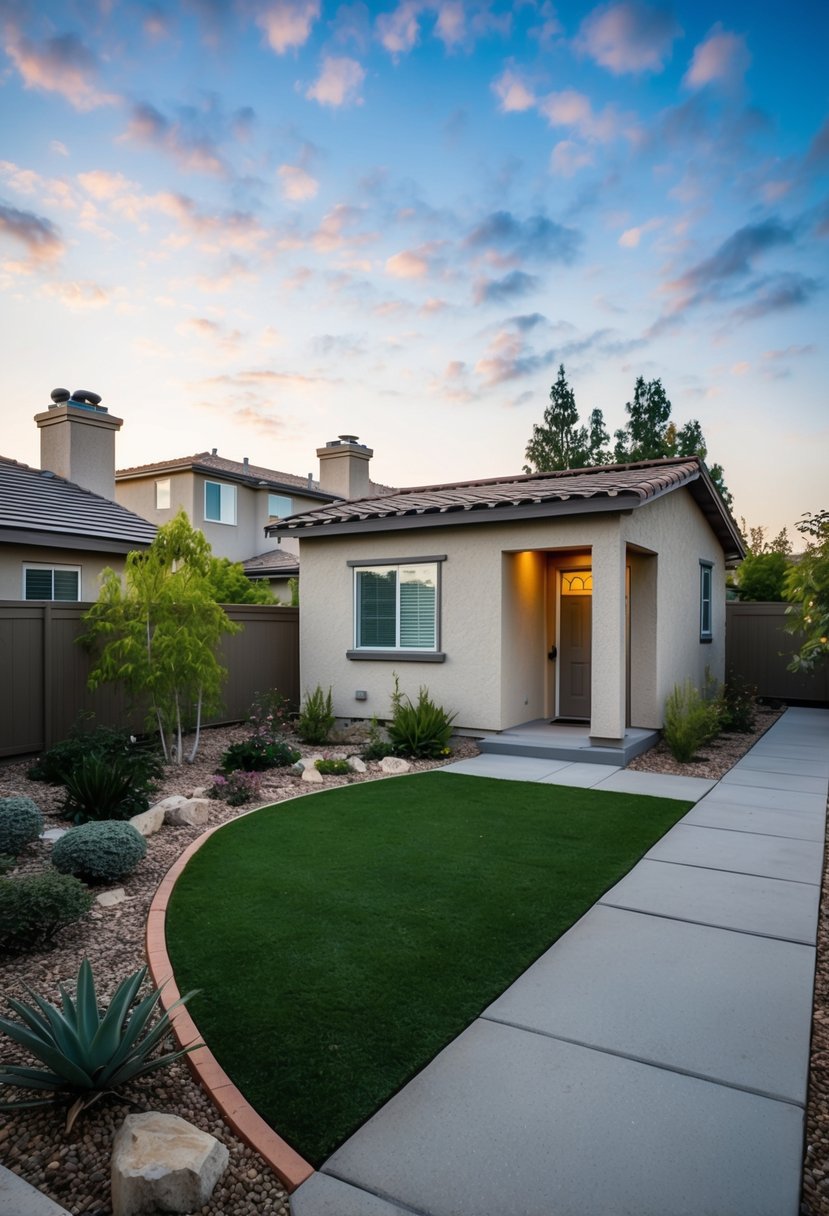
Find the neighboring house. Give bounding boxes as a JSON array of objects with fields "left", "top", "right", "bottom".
[
  {"left": 269, "top": 456, "right": 744, "bottom": 744},
  {"left": 0, "top": 455, "right": 156, "bottom": 601},
  {"left": 116, "top": 435, "right": 391, "bottom": 596}
]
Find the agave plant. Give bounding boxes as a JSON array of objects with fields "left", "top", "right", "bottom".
[{"left": 0, "top": 959, "right": 199, "bottom": 1131}]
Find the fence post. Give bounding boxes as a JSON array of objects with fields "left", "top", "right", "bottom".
[{"left": 42, "top": 602, "right": 53, "bottom": 752}]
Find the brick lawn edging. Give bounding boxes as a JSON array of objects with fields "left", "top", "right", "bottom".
[{"left": 145, "top": 817, "right": 315, "bottom": 1192}]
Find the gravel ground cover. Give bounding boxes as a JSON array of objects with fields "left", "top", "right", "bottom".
[
  {"left": 627, "top": 702, "right": 784, "bottom": 779},
  {"left": 0, "top": 724, "right": 478, "bottom": 1216}
]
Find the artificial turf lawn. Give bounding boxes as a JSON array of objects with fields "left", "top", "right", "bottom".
[{"left": 165, "top": 771, "right": 691, "bottom": 1165}]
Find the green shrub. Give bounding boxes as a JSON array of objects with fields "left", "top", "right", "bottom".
[
  {"left": 296, "top": 686, "right": 335, "bottom": 745},
  {"left": 0, "top": 798, "right": 43, "bottom": 857},
  {"left": 663, "top": 681, "right": 721, "bottom": 763},
  {"left": 719, "top": 676, "right": 757, "bottom": 734},
  {"left": 0, "top": 856, "right": 15, "bottom": 876},
  {"left": 362, "top": 715, "right": 394, "bottom": 762},
  {"left": 220, "top": 737, "right": 300, "bottom": 773},
  {"left": 52, "top": 821, "right": 147, "bottom": 884},
  {"left": 28, "top": 726, "right": 163, "bottom": 794},
  {"left": 314, "top": 758, "right": 351, "bottom": 776},
  {"left": 0, "top": 872, "right": 92, "bottom": 954},
  {"left": 388, "top": 677, "right": 456, "bottom": 759},
  {"left": 61, "top": 754, "right": 147, "bottom": 825},
  {"left": 209, "top": 771, "right": 263, "bottom": 806},
  {"left": 0, "top": 958, "right": 199, "bottom": 1131}
]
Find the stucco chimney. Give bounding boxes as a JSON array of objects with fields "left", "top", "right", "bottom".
[
  {"left": 317, "top": 434, "right": 373, "bottom": 499},
  {"left": 35, "top": 388, "right": 123, "bottom": 501}
]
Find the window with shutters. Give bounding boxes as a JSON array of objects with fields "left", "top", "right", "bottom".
[
  {"left": 23, "top": 565, "right": 80, "bottom": 601},
  {"left": 352, "top": 561, "right": 441, "bottom": 653}
]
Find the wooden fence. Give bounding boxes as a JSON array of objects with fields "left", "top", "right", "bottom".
[
  {"left": 725, "top": 602, "right": 829, "bottom": 705},
  {"left": 0, "top": 602, "right": 299, "bottom": 759}
]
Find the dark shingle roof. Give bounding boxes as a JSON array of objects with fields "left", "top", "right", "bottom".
[
  {"left": 268, "top": 457, "right": 745, "bottom": 561},
  {"left": 116, "top": 451, "right": 394, "bottom": 500},
  {"left": 0, "top": 456, "right": 157, "bottom": 550},
  {"left": 241, "top": 549, "right": 300, "bottom": 576}
]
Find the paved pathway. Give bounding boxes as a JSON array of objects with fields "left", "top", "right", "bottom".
[{"left": 293, "top": 707, "right": 829, "bottom": 1216}]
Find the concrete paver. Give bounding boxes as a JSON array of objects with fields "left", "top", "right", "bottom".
[
  {"left": 483, "top": 903, "right": 815, "bottom": 1102},
  {"left": 735, "top": 754, "right": 829, "bottom": 778},
  {"left": 696, "top": 782, "right": 826, "bottom": 814},
  {"left": 0, "top": 1167, "right": 72, "bottom": 1216},
  {"left": 537, "top": 762, "right": 620, "bottom": 787},
  {"left": 291, "top": 1173, "right": 414, "bottom": 1216},
  {"left": 592, "top": 768, "right": 716, "bottom": 800},
  {"left": 318, "top": 1021, "right": 804, "bottom": 1216},
  {"left": 685, "top": 799, "right": 825, "bottom": 842},
  {"left": 646, "top": 822, "right": 824, "bottom": 883},
  {"left": 720, "top": 767, "right": 828, "bottom": 794},
  {"left": 440, "top": 755, "right": 567, "bottom": 781},
  {"left": 600, "top": 858, "right": 820, "bottom": 945}
]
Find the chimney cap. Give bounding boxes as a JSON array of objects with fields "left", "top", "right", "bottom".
[{"left": 51, "top": 387, "right": 70, "bottom": 404}]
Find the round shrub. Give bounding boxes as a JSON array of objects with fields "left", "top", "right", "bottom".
[
  {"left": 0, "top": 796, "right": 44, "bottom": 856},
  {"left": 52, "top": 820, "right": 147, "bottom": 884},
  {"left": 0, "top": 871, "right": 93, "bottom": 954}
]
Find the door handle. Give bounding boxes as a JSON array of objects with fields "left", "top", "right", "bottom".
[{"left": 548, "top": 646, "right": 557, "bottom": 660}]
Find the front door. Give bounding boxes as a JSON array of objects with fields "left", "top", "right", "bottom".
[{"left": 558, "top": 571, "right": 592, "bottom": 720}]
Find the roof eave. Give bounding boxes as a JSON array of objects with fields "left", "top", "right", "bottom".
[{"left": 0, "top": 526, "right": 154, "bottom": 553}]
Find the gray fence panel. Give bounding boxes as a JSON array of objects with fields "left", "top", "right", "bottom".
[
  {"left": 0, "top": 602, "right": 299, "bottom": 759},
  {"left": 725, "top": 602, "right": 829, "bottom": 704}
]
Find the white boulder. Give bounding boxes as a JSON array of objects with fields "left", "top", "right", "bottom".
[
  {"left": 129, "top": 806, "right": 165, "bottom": 837},
  {"left": 379, "top": 756, "right": 411, "bottom": 774},
  {"left": 347, "top": 756, "right": 367, "bottom": 773},
  {"left": 96, "top": 888, "right": 127, "bottom": 908},
  {"left": 111, "top": 1111, "right": 228, "bottom": 1216},
  {"left": 301, "top": 767, "right": 324, "bottom": 783},
  {"left": 154, "top": 796, "right": 211, "bottom": 827}
]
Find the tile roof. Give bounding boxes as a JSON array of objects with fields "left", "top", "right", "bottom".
[
  {"left": 241, "top": 548, "right": 300, "bottom": 576},
  {"left": 116, "top": 451, "right": 394, "bottom": 500},
  {"left": 268, "top": 456, "right": 745, "bottom": 560},
  {"left": 0, "top": 456, "right": 157, "bottom": 548}
]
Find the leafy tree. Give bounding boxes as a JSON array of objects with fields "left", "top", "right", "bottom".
[
  {"left": 613, "top": 376, "right": 673, "bottom": 462},
  {"left": 785, "top": 509, "right": 829, "bottom": 673},
  {"left": 208, "top": 557, "right": 275, "bottom": 604},
  {"left": 734, "top": 551, "right": 790, "bottom": 602},
  {"left": 586, "top": 408, "right": 611, "bottom": 465},
  {"left": 82, "top": 511, "right": 241, "bottom": 765},
  {"left": 739, "top": 520, "right": 792, "bottom": 556}
]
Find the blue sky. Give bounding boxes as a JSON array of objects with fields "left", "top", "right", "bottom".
[{"left": 1, "top": 0, "right": 826, "bottom": 541}]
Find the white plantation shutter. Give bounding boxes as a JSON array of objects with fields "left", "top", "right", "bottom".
[{"left": 399, "top": 566, "right": 436, "bottom": 648}]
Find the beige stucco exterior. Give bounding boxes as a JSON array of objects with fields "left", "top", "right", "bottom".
[
  {"left": 0, "top": 545, "right": 127, "bottom": 601},
  {"left": 35, "top": 405, "right": 123, "bottom": 502},
  {"left": 116, "top": 471, "right": 323, "bottom": 565},
  {"left": 295, "top": 486, "right": 727, "bottom": 742}
]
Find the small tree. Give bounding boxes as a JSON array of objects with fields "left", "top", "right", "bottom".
[
  {"left": 523, "top": 365, "right": 581, "bottom": 473},
  {"left": 785, "top": 509, "right": 829, "bottom": 673},
  {"left": 735, "top": 551, "right": 790, "bottom": 602},
  {"left": 82, "top": 512, "right": 241, "bottom": 764},
  {"left": 207, "top": 557, "right": 275, "bottom": 604}
]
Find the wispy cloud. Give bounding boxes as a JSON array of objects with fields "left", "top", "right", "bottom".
[
  {"left": 255, "top": 1, "right": 321, "bottom": 53},
  {"left": 492, "top": 67, "right": 536, "bottom": 113},
  {"left": 120, "top": 101, "right": 228, "bottom": 176},
  {"left": 278, "top": 165, "right": 319, "bottom": 201},
  {"left": 385, "top": 241, "right": 445, "bottom": 279},
  {"left": 474, "top": 269, "right": 540, "bottom": 304},
  {"left": 376, "top": 1, "right": 424, "bottom": 54},
  {"left": 42, "top": 280, "right": 112, "bottom": 310},
  {"left": 575, "top": 2, "right": 681, "bottom": 75},
  {"left": 730, "top": 273, "right": 820, "bottom": 323},
  {"left": 465, "top": 210, "right": 582, "bottom": 266},
  {"left": 550, "top": 140, "right": 595, "bottom": 177},
  {"left": 49, "top": 140, "right": 69, "bottom": 157},
  {"left": 0, "top": 202, "right": 64, "bottom": 271},
  {"left": 306, "top": 56, "right": 365, "bottom": 107},
  {"left": 538, "top": 89, "right": 630, "bottom": 143},
  {"left": 668, "top": 217, "right": 795, "bottom": 306},
  {"left": 684, "top": 24, "right": 750, "bottom": 91},
  {"left": 618, "top": 216, "right": 662, "bottom": 247},
  {"left": 4, "top": 29, "right": 120, "bottom": 111},
  {"left": 474, "top": 328, "right": 554, "bottom": 385}
]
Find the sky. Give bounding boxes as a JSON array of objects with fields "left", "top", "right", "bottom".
[{"left": 1, "top": 0, "right": 827, "bottom": 544}]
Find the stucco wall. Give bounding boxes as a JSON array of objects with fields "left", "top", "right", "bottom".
[
  {"left": 0, "top": 545, "right": 127, "bottom": 601},
  {"left": 623, "top": 486, "right": 727, "bottom": 720},
  {"left": 500, "top": 550, "right": 547, "bottom": 727}
]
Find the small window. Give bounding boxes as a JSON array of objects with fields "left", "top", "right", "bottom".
[
  {"left": 268, "top": 493, "right": 293, "bottom": 518},
  {"left": 155, "top": 479, "right": 171, "bottom": 510},
  {"left": 204, "top": 480, "right": 236, "bottom": 525},
  {"left": 24, "top": 565, "right": 80, "bottom": 601},
  {"left": 700, "top": 562, "right": 713, "bottom": 641},
  {"left": 354, "top": 562, "right": 438, "bottom": 651}
]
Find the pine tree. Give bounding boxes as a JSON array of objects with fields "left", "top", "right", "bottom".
[{"left": 523, "top": 365, "right": 580, "bottom": 473}]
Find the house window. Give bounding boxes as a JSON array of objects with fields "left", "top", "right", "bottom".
[
  {"left": 204, "top": 480, "right": 236, "bottom": 525},
  {"left": 24, "top": 565, "right": 80, "bottom": 601},
  {"left": 351, "top": 560, "right": 443, "bottom": 656},
  {"left": 700, "top": 562, "right": 713, "bottom": 641},
  {"left": 156, "top": 479, "right": 171, "bottom": 510},
  {"left": 268, "top": 493, "right": 293, "bottom": 518}
]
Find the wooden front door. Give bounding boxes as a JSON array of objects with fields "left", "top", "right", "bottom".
[{"left": 558, "top": 573, "right": 592, "bottom": 720}]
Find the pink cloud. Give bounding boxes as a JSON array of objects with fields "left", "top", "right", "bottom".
[
  {"left": 386, "top": 249, "right": 428, "bottom": 278},
  {"left": 435, "top": 2, "right": 465, "bottom": 48},
  {"left": 256, "top": 1, "right": 321, "bottom": 53},
  {"left": 306, "top": 56, "right": 365, "bottom": 107},
  {"left": 684, "top": 24, "right": 750, "bottom": 90},
  {"left": 278, "top": 165, "right": 319, "bottom": 201},
  {"left": 576, "top": 2, "right": 681, "bottom": 75},
  {"left": 0, "top": 202, "right": 64, "bottom": 272},
  {"left": 5, "top": 30, "right": 120, "bottom": 111},
  {"left": 538, "top": 90, "right": 626, "bottom": 142},
  {"left": 43, "top": 280, "right": 112, "bottom": 310},
  {"left": 492, "top": 68, "right": 536, "bottom": 113},
  {"left": 550, "top": 140, "right": 594, "bottom": 177},
  {"left": 376, "top": 2, "right": 423, "bottom": 54}
]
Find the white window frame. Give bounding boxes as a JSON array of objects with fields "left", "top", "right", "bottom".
[
  {"left": 268, "top": 493, "right": 293, "bottom": 518},
  {"left": 699, "top": 561, "right": 714, "bottom": 642},
  {"left": 23, "top": 563, "right": 81, "bottom": 602},
  {"left": 347, "top": 556, "right": 446, "bottom": 661},
  {"left": 155, "top": 478, "right": 171, "bottom": 510},
  {"left": 204, "top": 480, "right": 237, "bottom": 526}
]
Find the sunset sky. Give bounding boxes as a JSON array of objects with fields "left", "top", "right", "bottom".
[{"left": 2, "top": 0, "right": 826, "bottom": 542}]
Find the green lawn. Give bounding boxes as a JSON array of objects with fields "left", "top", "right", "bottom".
[{"left": 166, "top": 771, "right": 690, "bottom": 1165}]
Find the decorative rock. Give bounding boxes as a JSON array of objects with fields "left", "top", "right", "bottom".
[
  {"left": 189, "top": 786, "right": 207, "bottom": 799},
  {"left": 301, "top": 767, "right": 324, "bottom": 784},
  {"left": 154, "top": 796, "right": 211, "bottom": 827},
  {"left": 129, "top": 806, "right": 165, "bottom": 837},
  {"left": 111, "top": 1112, "right": 228, "bottom": 1216},
  {"left": 40, "top": 827, "right": 68, "bottom": 842},
  {"left": 379, "top": 756, "right": 411, "bottom": 774},
  {"left": 347, "top": 755, "right": 367, "bottom": 773},
  {"left": 96, "top": 888, "right": 126, "bottom": 908},
  {"left": 290, "top": 761, "right": 305, "bottom": 775}
]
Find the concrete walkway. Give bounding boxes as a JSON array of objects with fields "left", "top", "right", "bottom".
[{"left": 293, "top": 707, "right": 829, "bottom": 1216}]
